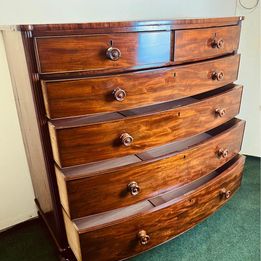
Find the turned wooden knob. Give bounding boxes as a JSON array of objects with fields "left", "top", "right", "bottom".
[
  {"left": 106, "top": 46, "right": 121, "bottom": 61},
  {"left": 120, "top": 133, "right": 133, "bottom": 146},
  {"left": 138, "top": 230, "right": 150, "bottom": 245},
  {"left": 212, "top": 71, "right": 224, "bottom": 81},
  {"left": 113, "top": 87, "right": 126, "bottom": 101},
  {"left": 218, "top": 148, "right": 229, "bottom": 158},
  {"left": 220, "top": 188, "right": 231, "bottom": 199},
  {"left": 211, "top": 38, "right": 224, "bottom": 49},
  {"left": 215, "top": 108, "right": 226, "bottom": 117},
  {"left": 127, "top": 181, "right": 140, "bottom": 196}
]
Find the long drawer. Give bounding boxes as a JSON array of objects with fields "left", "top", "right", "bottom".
[
  {"left": 34, "top": 31, "right": 171, "bottom": 74},
  {"left": 49, "top": 85, "right": 243, "bottom": 167},
  {"left": 56, "top": 119, "right": 245, "bottom": 218},
  {"left": 174, "top": 25, "right": 241, "bottom": 63},
  {"left": 42, "top": 55, "right": 240, "bottom": 119},
  {"left": 63, "top": 155, "right": 245, "bottom": 261}
]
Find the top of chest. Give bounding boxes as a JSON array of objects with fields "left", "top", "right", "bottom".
[{"left": 20, "top": 17, "right": 243, "bottom": 76}]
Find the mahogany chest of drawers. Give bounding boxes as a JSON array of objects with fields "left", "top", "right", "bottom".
[{"left": 3, "top": 16, "right": 245, "bottom": 261}]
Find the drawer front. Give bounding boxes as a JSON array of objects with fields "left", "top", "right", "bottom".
[
  {"left": 174, "top": 25, "right": 240, "bottom": 63},
  {"left": 35, "top": 31, "right": 171, "bottom": 74},
  {"left": 57, "top": 119, "right": 245, "bottom": 218},
  {"left": 43, "top": 55, "right": 240, "bottom": 119},
  {"left": 49, "top": 86, "right": 243, "bottom": 168},
  {"left": 72, "top": 155, "right": 245, "bottom": 261}
]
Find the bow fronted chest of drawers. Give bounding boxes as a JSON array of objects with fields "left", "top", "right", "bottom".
[{"left": 3, "top": 16, "right": 245, "bottom": 261}]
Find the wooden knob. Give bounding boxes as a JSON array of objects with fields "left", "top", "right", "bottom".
[
  {"left": 220, "top": 188, "right": 231, "bottom": 199},
  {"left": 215, "top": 108, "right": 226, "bottom": 117},
  {"left": 211, "top": 38, "right": 224, "bottom": 49},
  {"left": 138, "top": 230, "right": 150, "bottom": 245},
  {"left": 127, "top": 181, "right": 140, "bottom": 196},
  {"left": 218, "top": 148, "right": 229, "bottom": 158},
  {"left": 212, "top": 71, "right": 224, "bottom": 81},
  {"left": 106, "top": 46, "right": 121, "bottom": 61},
  {"left": 113, "top": 87, "right": 126, "bottom": 101},
  {"left": 120, "top": 133, "right": 133, "bottom": 146}
]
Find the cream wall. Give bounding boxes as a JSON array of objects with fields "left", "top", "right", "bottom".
[
  {"left": 0, "top": 32, "right": 36, "bottom": 230},
  {"left": 236, "top": 2, "right": 261, "bottom": 157},
  {"left": 0, "top": 0, "right": 259, "bottom": 230}
]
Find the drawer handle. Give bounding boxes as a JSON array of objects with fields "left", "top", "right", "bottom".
[
  {"left": 138, "top": 230, "right": 150, "bottom": 245},
  {"left": 106, "top": 46, "right": 121, "bottom": 61},
  {"left": 212, "top": 71, "right": 224, "bottom": 81},
  {"left": 218, "top": 148, "right": 229, "bottom": 158},
  {"left": 128, "top": 181, "right": 140, "bottom": 196},
  {"left": 120, "top": 133, "right": 133, "bottom": 146},
  {"left": 211, "top": 38, "right": 224, "bottom": 49},
  {"left": 220, "top": 188, "right": 231, "bottom": 199},
  {"left": 215, "top": 108, "right": 226, "bottom": 117},
  {"left": 113, "top": 87, "right": 126, "bottom": 101}
]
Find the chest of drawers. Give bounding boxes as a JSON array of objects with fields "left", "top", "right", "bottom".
[{"left": 3, "top": 16, "right": 245, "bottom": 261}]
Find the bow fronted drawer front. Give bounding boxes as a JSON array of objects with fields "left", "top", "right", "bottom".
[
  {"left": 56, "top": 119, "right": 245, "bottom": 219},
  {"left": 42, "top": 54, "right": 240, "bottom": 119},
  {"left": 48, "top": 85, "right": 243, "bottom": 168},
  {"left": 174, "top": 25, "right": 241, "bottom": 63},
  {"left": 63, "top": 155, "right": 245, "bottom": 261},
  {"left": 34, "top": 31, "right": 171, "bottom": 74}
]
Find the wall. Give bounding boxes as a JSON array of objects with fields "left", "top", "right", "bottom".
[
  {"left": 0, "top": 0, "right": 237, "bottom": 24},
  {"left": 236, "top": 1, "right": 261, "bottom": 157},
  {"left": 0, "top": 32, "right": 36, "bottom": 230},
  {"left": 1, "top": 0, "right": 259, "bottom": 230}
]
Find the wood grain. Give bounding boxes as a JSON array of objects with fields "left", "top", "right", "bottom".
[
  {"left": 20, "top": 17, "right": 243, "bottom": 37},
  {"left": 56, "top": 119, "right": 245, "bottom": 218},
  {"left": 174, "top": 25, "right": 241, "bottom": 63},
  {"left": 64, "top": 155, "right": 245, "bottom": 261},
  {"left": 49, "top": 85, "right": 243, "bottom": 167},
  {"left": 42, "top": 55, "right": 240, "bottom": 119},
  {"left": 35, "top": 31, "right": 171, "bottom": 74}
]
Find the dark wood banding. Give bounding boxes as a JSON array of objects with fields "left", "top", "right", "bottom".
[{"left": 21, "top": 17, "right": 243, "bottom": 36}]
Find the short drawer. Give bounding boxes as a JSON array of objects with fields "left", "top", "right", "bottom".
[
  {"left": 63, "top": 155, "right": 245, "bottom": 261},
  {"left": 42, "top": 55, "right": 240, "bottom": 119},
  {"left": 174, "top": 25, "right": 241, "bottom": 63},
  {"left": 34, "top": 31, "right": 171, "bottom": 74},
  {"left": 48, "top": 85, "right": 243, "bottom": 168},
  {"left": 56, "top": 119, "right": 245, "bottom": 218}
]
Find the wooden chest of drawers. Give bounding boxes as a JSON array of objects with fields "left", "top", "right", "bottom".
[{"left": 3, "top": 16, "right": 245, "bottom": 261}]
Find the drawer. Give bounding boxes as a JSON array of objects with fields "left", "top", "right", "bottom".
[
  {"left": 174, "top": 25, "right": 241, "bottom": 63},
  {"left": 42, "top": 55, "right": 240, "bottom": 119},
  {"left": 56, "top": 119, "right": 245, "bottom": 218},
  {"left": 49, "top": 85, "right": 243, "bottom": 168},
  {"left": 63, "top": 155, "right": 245, "bottom": 261},
  {"left": 34, "top": 31, "right": 171, "bottom": 74}
]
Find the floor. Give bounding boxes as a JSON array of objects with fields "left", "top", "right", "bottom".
[{"left": 0, "top": 156, "right": 260, "bottom": 261}]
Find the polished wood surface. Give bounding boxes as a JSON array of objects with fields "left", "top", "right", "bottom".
[
  {"left": 20, "top": 17, "right": 243, "bottom": 36},
  {"left": 42, "top": 55, "right": 240, "bottom": 119},
  {"left": 64, "top": 155, "right": 245, "bottom": 261},
  {"left": 7, "top": 17, "right": 245, "bottom": 261},
  {"left": 56, "top": 119, "right": 245, "bottom": 218},
  {"left": 35, "top": 31, "right": 171, "bottom": 74},
  {"left": 49, "top": 85, "right": 243, "bottom": 167},
  {"left": 174, "top": 25, "right": 241, "bottom": 63}
]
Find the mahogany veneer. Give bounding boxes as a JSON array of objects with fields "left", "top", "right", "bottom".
[{"left": 3, "top": 16, "right": 245, "bottom": 261}]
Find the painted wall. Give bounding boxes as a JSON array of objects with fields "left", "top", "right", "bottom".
[
  {"left": 0, "top": 32, "right": 36, "bottom": 230},
  {"left": 0, "top": 0, "right": 237, "bottom": 24},
  {"left": 0, "top": 0, "right": 259, "bottom": 230},
  {"left": 236, "top": 2, "right": 261, "bottom": 157}
]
